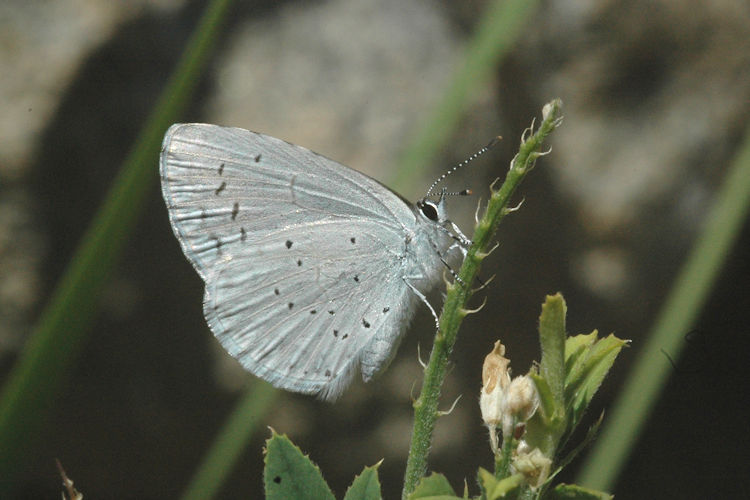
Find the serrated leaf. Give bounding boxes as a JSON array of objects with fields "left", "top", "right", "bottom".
[
  {"left": 539, "top": 294, "right": 567, "bottom": 407},
  {"left": 264, "top": 432, "right": 335, "bottom": 500},
  {"left": 548, "top": 483, "right": 613, "bottom": 499},
  {"left": 343, "top": 463, "right": 382, "bottom": 500},
  {"left": 564, "top": 334, "right": 628, "bottom": 427},
  {"left": 407, "top": 472, "right": 460, "bottom": 499},
  {"left": 564, "top": 331, "right": 598, "bottom": 369}
]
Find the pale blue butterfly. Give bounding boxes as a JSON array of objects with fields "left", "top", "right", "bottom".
[{"left": 160, "top": 123, "right": 484, "bottom": 400}]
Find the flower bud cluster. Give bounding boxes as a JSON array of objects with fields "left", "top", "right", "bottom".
[
  {"left": 512, "top": 441, "right": 552, "bottom": 489},
  {"left": 480, "top": 340, "right": 547, "bottom": 487},
  {"left": 480, "top": 341, "right": 540, "bottom": 439}
]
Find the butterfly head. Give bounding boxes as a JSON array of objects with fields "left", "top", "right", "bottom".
[{"left": 416, "top": 187, "right": 471, "bottom": 224}]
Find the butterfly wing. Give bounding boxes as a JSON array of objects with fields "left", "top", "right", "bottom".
[{"left": 160, "top": 123, "right": 418, "bottom": 399}]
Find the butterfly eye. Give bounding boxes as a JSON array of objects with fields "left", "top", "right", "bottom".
[{"left": 419, "top": 200, "right": 439, "bottom": 221}]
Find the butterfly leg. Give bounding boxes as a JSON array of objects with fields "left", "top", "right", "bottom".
[
  {"left": 404, "top": 278, "right": 440, "bottom": 331},
  {"left": 438, "top": 253, "right": 465, "bottom": 286},
  {"left": 428, "top": 238, "right": 465, "bottom": 286},
  {"left": 435, "top": 222, "right": 471, "bottom": 257},
  {"left": 449, "top": 221, "right": 472, "bottom": 250}
]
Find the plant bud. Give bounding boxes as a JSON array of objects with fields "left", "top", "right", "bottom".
[
  {"left": 480, "top": 341, "right": 511, "bottom": 428},
  {"left": 501, "top": 374, "right": 540, "bottom": 437},
  {"left": 512, "top": 446, "right": 551, "bottom": 489}
]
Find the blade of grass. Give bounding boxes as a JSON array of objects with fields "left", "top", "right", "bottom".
[
  {"left": 576, "top": 120, "right": 750, "bottom": 490},
  {"left": 392, "top": 0, "right": 540, "bottom": 193},
  {"left": 0, "top": 0, "right": 235, "bottom": 490}
]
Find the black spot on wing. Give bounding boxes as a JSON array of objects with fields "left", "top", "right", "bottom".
[
  {"left": 218, "top": 163, "right": 225, "bottom": 175},
  {"left": 215, "top": 181, "right": 226, "bottom": 195},
  {"left": 254, "top": 153, "right": 262, "bottom": 162},
  {"left": 286, "top": 240, "right": 293, "bottom": 249},
  {"left": 240, "top": 227, "right": 247, "bottom": 241}
]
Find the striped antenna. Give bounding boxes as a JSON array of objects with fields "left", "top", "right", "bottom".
[{"left": 425, "top": 136, "right": 501, "bottom": 198}]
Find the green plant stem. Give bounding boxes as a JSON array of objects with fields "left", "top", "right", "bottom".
[
  {"left": 0, "top": 0, "right": 235, "bottom": 491},
  {"left": 402, "top": 100, "right": 563, "bottom": 499},
  {"left": 496, "top": 427, "right": 516, "bottom": 480},
  {"left": 577, "top": 118, "right": 750, "bottom": 490}
]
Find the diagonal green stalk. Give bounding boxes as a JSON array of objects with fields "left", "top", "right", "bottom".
[
  {"left": 576, "top": 118, "right": 750, "bottom": 490},
  {"left": 402, "top": 100, "right": 563, "bottom": 499},
  {"left": 0, "top": 0, "right": 235, "bottom": 491}
]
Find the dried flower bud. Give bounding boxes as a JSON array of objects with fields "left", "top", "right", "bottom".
[
  {"left": 480, "top": 341, "right": 511, "bottom": 427},
  {"left": 480, "top": 341, "right": 512, "bottom": 454},
  {"left": 501, "top": 374, "right": 540, "bottom": 437},
  {"left": 512, "top": 446, "right": 551, "bottom": 489}
]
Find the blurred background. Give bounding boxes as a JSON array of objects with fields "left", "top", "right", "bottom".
[{"left": 1, "top": 0, "right": 749, "bottom": 498}]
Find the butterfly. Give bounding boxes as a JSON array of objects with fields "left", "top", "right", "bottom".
[{"left": 160, "top": 123, "right": 475, "bottom": 400}]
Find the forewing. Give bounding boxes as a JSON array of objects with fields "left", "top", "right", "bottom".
[{"left": 160, "top": 123, "right": 413, "bottom": 281}]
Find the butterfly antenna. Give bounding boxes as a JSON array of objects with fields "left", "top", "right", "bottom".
[
  {"left": 442, "top": 188, "right": 473, "bottom": 197},
  {"left": 425, "top": 136, "right": 502, "bottom": 198}
]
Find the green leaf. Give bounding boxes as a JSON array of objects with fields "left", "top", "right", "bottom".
[
  {"left": 477, "top": 467, "right": 497, "bottom": 493},
  {"left": 264, "top": 432, "right": 335, "bottom": 500},
  {"left": 524, "top": 374, "right": 562, "bottom": 458},
  {"left": 539, "top": 294, "right": 567, "bottom": 407},
  {"left": 529, "top": 373, "right": 556, "bottom": 423},
  {"left": 477, "top": 468, "right": 523, "bottom": 500},
  {"left": 343, "top": 463, "right": 383, "bottom": 500},
  {"left": 407, "top": 472, "right": 460, "bottom": 499},
  {"left": 564, "top": 331, "right": 598, "bottom": 368},
  {"left": 564, "top": 334, "right": 628, "bottom": 427},
  {"left": 548, "top": 483, "right": 613, "bottom": 499}
]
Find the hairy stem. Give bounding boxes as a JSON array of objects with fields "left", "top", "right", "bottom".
[{"left": 402, "top": 100, "right": 563, "bottom": 498}]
